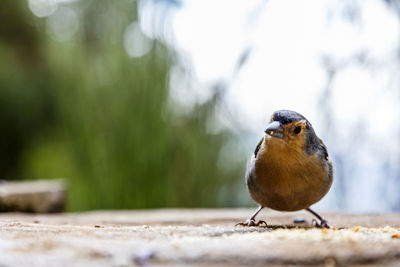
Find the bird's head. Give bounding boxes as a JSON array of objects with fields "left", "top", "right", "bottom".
[{"left": 264, "top": 110, "right": 320, "bottom": 155}]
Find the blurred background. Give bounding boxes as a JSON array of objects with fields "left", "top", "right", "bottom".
[{"left": 1, "top": 0, "right": 400, "bottom": 212}]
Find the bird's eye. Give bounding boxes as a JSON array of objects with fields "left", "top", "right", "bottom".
[{"left": 294, "top": 126, "right": 301, "bottom": 134}]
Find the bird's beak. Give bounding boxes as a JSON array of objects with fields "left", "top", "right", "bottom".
[{"left": 264, "top": 121, "right": 284, "bottom": 139}]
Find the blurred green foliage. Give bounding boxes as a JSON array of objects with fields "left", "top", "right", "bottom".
[{"left": 0, "top": 0, "right": 246, "bottom": 210}]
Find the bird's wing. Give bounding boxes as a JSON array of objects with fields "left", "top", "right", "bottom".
[
  {"left": 319, "top": 138, "right": 333, "bottom": 183},
  {"left": 246, "top": 137, "right": 263, "bottom": 185},
  {"left": 319, "top": 138, "right": 329, "bottom": 161},
  {"left": 254, "top": 137, "right": 264, "bottom": 158}
]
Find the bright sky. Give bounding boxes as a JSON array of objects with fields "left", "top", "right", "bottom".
[{"left": 170, "top": 0, "right": 399, "bottom": 133}]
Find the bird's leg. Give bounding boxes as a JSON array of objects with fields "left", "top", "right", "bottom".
[
  {"left": 235, "top": 206, "right": 267, "bottom": 227},
  {"left": 306, "top": 208, "right": 330, "bottom": 228}
]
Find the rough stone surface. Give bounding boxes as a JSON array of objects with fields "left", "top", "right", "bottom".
[
  {"left": 0, "top": 179, "right": 65, "bottom": 213},
  {"left": 0, "top": 209, "right": 399, "bottom": 266}
]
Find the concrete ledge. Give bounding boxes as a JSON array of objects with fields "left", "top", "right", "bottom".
[
  {"left": 0, "top": 179, "right": 65, "bottom": 213},
  {"left": 0, "top": 209, "right": 399, "bottom": 266}
]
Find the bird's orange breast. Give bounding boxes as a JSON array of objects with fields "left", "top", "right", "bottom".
[{"left": 248, "top": 136, "right": 332, "bottom": 211}]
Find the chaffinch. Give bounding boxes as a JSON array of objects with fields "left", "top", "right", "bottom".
[{"left": 237, "top": 110, "right": 333, "bottom": 228}]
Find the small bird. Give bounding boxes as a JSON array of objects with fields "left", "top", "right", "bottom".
[{"left": 237, "top": 110, "right": 333, "bottom": 228}]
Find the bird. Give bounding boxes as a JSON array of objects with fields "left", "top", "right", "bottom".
[{"left": 237, "top": 110, "right": 333, "bottom": 228}]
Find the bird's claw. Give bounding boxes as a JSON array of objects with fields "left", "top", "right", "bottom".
[
  {"left": 235, "top": 219, "right": 267, "bottom": 227},
  {"left": 312, "top": 219, "right": 330, "bottom": 229}
]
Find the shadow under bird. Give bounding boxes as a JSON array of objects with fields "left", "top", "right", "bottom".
[{"left": 238, "top": 110, "right": 333, "bottom": 228}]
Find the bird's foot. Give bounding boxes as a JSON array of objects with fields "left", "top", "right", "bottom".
[
  {"left": 312, "top": 219, "right": 330, "bottom": 229},
  {"left": 235, "top": 219, "right": 267, "bottom": 227}
]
